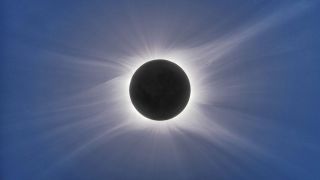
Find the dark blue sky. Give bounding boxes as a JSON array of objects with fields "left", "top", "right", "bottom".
[{"left": 2, "top": 0, "right": 320, "bottom": 180}]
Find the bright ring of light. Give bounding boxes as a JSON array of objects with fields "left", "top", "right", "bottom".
[{"left": 111, "top": 49, "right": 208, "bottom": 129}]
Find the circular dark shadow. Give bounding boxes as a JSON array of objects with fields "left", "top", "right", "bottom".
[{"left": 129, "top": 59, "right": 191, "bottom": 121}]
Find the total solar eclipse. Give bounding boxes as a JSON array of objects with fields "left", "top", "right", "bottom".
[{"left": 129, "top": 59, "right": 191, "bottom": 121}]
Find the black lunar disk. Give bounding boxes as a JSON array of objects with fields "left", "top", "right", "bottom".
[{"left": 129, "top": 59, "right": 191, "bottom": 121}]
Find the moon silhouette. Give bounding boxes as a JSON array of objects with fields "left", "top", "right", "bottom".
[{"left": 129, "top": 59, "right": 191, "bottom": 121}]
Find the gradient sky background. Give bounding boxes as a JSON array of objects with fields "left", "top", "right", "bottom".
[{"left": 2, "top": 0, "right": 320, "bottom": 180}]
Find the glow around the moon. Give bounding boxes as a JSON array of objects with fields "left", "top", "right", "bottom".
[{"left": 111, "top": 49, "right": 210, "bottom": 129}]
